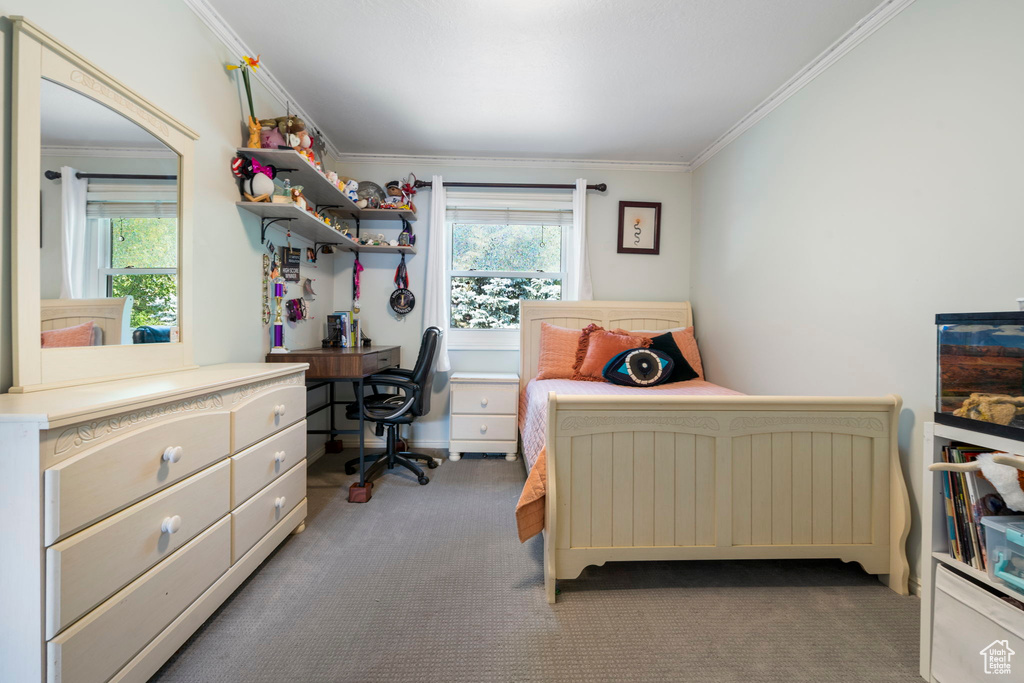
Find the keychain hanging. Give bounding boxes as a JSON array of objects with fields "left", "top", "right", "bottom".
[{"left": 389, "top": 253, "right": 415, "bottom": 316}]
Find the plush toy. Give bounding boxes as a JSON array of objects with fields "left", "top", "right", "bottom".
[
  {"left": 326, "top": 171, "right": 339, "bottom": 187},
  {"left": 260, "top": 125, "right": 286, "bottom": 149},
  {"left": 343, "top": 180, "right": 359, "bottom": 202},
  {"left": 261, "top": 115, "right": 307, "bottom": 138},
  {"left": 232, "top": 155, "right": 276, "bottom": 202}
]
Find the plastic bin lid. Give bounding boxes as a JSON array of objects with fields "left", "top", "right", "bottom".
[{"left": 980, "top": 515, "right": 1024, "bottom": 532}]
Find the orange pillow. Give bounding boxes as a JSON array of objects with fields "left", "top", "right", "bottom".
[
  {"left": 41, "top": 321, "right": 95, "bottom": 348},
  {"left": 614, "top": 326, "right": 705, "bottom": 379},
  {"left": 536, "top": 322, "right": 583, "bottom": 380},
  {"left": 573, "top": 324, "right": 651, "bottom": 382}
]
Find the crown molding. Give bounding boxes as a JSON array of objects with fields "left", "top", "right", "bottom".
[
  {"left": 182, "top": 0, "right": 342, "bottom": 160},
  {"left": 41, "top": 145, "right": 177, "bottom": 159},
  {"left": 334, "top": 152, "right": 691, "bottom": 173},
  {"left": 689, "top": 0, "right": 917, "bottom": 170}
]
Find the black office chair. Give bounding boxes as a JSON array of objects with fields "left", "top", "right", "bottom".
[{"left": 343, "top": 327, "right": 442, "bottom": 485}]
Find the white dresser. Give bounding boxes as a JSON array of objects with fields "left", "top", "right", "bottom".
[
  {"left": 0, "top": 363, "right": 309, "bottom": 683},
  {"left": 448, "top": 371, "right": 520, "bottom": 462}
]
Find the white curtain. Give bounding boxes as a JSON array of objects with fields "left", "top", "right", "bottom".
[
  {"left": 423, "top": 175, "right": 451, "bottom": 372},
  {"left": 59, "top": 166, "right": 101, "bottom": 299},
  {"left": 567, "top": 177, "right": 593, "bottom": 300}
]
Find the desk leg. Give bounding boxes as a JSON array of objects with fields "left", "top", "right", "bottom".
[{"left": 356, "top": 377, "right": 366, "bottom": 487}]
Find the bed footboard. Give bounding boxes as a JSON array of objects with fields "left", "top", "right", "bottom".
[{"left": 543, "top": 394, "right": 910, "bottom": 603}]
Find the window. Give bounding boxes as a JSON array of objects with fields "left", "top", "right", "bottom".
[
  {"left": 87, "top": 181, "right": 178, "bottom": 330},
  {"left": 102, "top": 217, "right": 178, "bottom": 328},
  {"left": 445, "top": 193, "right": 574, "bottom": 349}
]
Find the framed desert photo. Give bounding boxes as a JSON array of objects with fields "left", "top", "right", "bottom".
[{"left": 617, "top": 201, "right": 661, "bottom": 254}]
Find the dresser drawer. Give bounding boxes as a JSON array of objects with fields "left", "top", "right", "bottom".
[
  {"left": 46, "top": 515, "right": 230, "bottom": 683},
  {"left": 231, "top": 420, "right": 307, "bottom": 507},
  {"left": 230, "top": 385, "right": 305, "bottom": 452},
  {"left": 44, "top": 412, "right": 230, "bottom": 545},
  {"left": 451, "top": 383, "right": 518, "bottom": 415},
  {"left": 231, "top": 459, "right": 306, "bottom": 563},
  {"left": 451, "top": 414, "right": 517, "bottom": 441},
  {"left": 45, "top": 459, "right": 230, "bottom": 639}
]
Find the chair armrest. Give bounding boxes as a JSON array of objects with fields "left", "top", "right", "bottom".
[{"left": 359, "top": 377, "right": 418, "bottom": 420}]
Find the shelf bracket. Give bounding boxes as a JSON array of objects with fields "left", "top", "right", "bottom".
[
  {"left": 260, "top": 217, "right": 294, "bottom": 246},
  {"left": 312, "top": 242, "right": 344, "bottom": 263}
]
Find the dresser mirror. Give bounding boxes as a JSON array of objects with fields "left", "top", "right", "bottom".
[{"left": 10, "top": 18, "right": 199, "bottom": 391}]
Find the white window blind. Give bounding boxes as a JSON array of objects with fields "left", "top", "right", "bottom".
[
  {"left": 446, "top": 191, "right": 572, "bottom": 226},
  {"left": 86, "top": 182, "right": 178, "bottom": 219}
]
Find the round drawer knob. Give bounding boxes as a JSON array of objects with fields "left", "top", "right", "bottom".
[
  {"left": 274, "top": 496, "right": 287, "bottom": 510},
  {"left": 274, "top": 404, "right": 287, "bottom": 417},
  {"left": 274, "top": 450, "right": 287, "bottom": 464},
  {"left": 481, "top": 397, "right": 489, "bottom": 407},
  {"left": 480, "top": 424, "right": 488, "bottom": 434},
  {"left": 162, "top": 446, "right": 183, "bottom": 464},
  {"left": 161, "top": 515, "right": 182, "bottom": 535}
]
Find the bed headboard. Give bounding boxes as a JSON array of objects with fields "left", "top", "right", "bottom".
[
  {"left": 41, "top": 297, "right": 134, "bottom": 346},
  {"left": 518, "top": 300, "right": 693, "bottom": 390}
]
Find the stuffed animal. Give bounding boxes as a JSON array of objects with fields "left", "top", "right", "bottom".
[
  {"left": 290, "top": 186, "right": 308, "bottom": 211},
  {"left": 343, "top": 180, "right": 360, "bottom": 202},
  {"left": 260, "top": 125, "right": 286, "bottom": 149},
  {"left": 232, "top": 155, "right": 276, "bottom": 202}
]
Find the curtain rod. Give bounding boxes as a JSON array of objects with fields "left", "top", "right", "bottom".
[
  {"left": 43, "top": 170, "right": 177, "bottom": 181},
  {"left": 412, "top": 180, "right": 607, "bottom": 192}
]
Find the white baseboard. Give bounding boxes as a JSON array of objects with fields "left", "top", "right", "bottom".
[{"left": 909, "top": 573, "right": 921, "bottom": 597}]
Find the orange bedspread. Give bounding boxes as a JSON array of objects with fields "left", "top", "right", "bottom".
[{"left": 515, "top": 446, "right": 547, "bottom": 542}]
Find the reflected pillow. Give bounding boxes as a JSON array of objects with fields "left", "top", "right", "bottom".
[
  {"left": 602, "top": 348, "right": 674, "bottom": 387},
  {"left": 41, "top": 321, "right": 95, "bottom": 348}
]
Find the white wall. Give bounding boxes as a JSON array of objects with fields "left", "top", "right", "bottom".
[
  {"left": 329, "top": 161, "right": 692, "bottom": 445},
  {"left": 690, "top": 0, "right": 1024, "bottom": 585},
  {"left": 0, "top": 1, "right": 339, "bottom": 394}
]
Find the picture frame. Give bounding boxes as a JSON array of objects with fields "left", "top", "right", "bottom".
[{"left": 617, "top": 201, "right": 661, "bottom": 255}]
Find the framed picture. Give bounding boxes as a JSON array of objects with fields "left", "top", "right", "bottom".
[{"left": 617, "top": 201, "right": 661, "bottom": 255}]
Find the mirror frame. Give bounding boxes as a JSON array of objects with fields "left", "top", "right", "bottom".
[{"left": 9, "top": 17, "right": 199, "bottom": 392}]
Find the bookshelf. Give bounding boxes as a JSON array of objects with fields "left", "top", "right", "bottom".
[{"left": 920, "top": 422, "right": 1024, "bottom": 681}]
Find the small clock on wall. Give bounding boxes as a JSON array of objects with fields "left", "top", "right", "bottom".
[{"left": 617, "top": 201, "right": 661, "bottom": 255}]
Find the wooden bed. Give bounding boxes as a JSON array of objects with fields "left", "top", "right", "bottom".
[
  {"left": 519, "top": 300, "right": 911, "bottom": 603},
  {"left": 41, "top": 297, "right": 133, "bottom": 346}
]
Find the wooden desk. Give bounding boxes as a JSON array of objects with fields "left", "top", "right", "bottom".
[
  {"left": 265, "top": 345, "right": 401, "bottom": 379},
  {"left": 265, "top": 346, "right": 401, "bottom": 487}
]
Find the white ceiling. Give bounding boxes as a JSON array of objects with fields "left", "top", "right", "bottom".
[
  {"left": 40, "top": 79, "right": 171, "bottom": 151},
  {"left": 208, "top": 0, "right": 883, "bottom": 163}
]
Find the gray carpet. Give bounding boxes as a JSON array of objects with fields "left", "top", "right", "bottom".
[{"left": 152, "top": 452, "right": 921, "bottom": 683}]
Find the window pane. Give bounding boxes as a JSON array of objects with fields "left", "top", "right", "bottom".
[
  {"left": 110, "top": 273, "right": 177, "bottom": 328},
  {"left": 451, "top": 276, "right": 561, "bottom": 329},
  {"left": 110, "top": 217, "right": 177, "bottom": 268},
  {"left": 452, "top": 224, "right": 561, "bottom": 272}
]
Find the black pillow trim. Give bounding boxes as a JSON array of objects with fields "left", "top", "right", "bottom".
[{"left": 649, "top": 332, "right": 698, "bottom": 383}]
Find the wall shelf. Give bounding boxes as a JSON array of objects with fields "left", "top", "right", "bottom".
[
  {"left": 235, "top": 202, "right": 416, "bottom": 255},
  {"left": 234, "top": 147, "right": 417, "bottom": 222}
]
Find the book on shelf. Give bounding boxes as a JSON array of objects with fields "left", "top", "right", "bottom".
[{"left": 940, "top": 444, "right": 1007, "bottom": 571}]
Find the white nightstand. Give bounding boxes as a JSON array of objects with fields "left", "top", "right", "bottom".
[{"left": 448, "top": 372, "right": 520, "bottom": 462}]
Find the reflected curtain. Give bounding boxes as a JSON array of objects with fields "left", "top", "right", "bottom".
[
  {"left": 58, "top": 166, "right": 101, "bottom": 299},
  {"left": 423, "top": 175, "right": 451, "bottom": 372}
]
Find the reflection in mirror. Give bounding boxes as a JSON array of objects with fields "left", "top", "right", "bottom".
[{"left": 39, "top": 78, "right": 180, "bottom": 347}]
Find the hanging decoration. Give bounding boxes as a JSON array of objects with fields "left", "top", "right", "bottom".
[
  {"left": 261, "top": 254, "right": 272, "bottom": 325},
  {"left": 389, "top": 254, "right": 415, "bottom": 316},
  {"left": 352, "top": 254, "right": 364, "bottom": 313}
]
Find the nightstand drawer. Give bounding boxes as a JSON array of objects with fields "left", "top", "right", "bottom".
[
  {"left": 451, "top": 415, "right": 517, "bottom": 441},
  {"left": 452, "top": 384, "right": 518, "bottom": 415}
]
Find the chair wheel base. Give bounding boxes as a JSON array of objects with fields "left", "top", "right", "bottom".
[
  {"left": 348, "top": 481, "right": 373, "bottom": 503},
  {"left": 418, "top": 475, "right": 430, "bottom": 485},
  {"left": 426, "top": 458, "right": 438, "bottom": 469}
]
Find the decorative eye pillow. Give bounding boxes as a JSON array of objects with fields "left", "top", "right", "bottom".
[{"left": 602, "top": 348, "right": 674, "bottom": 387}]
